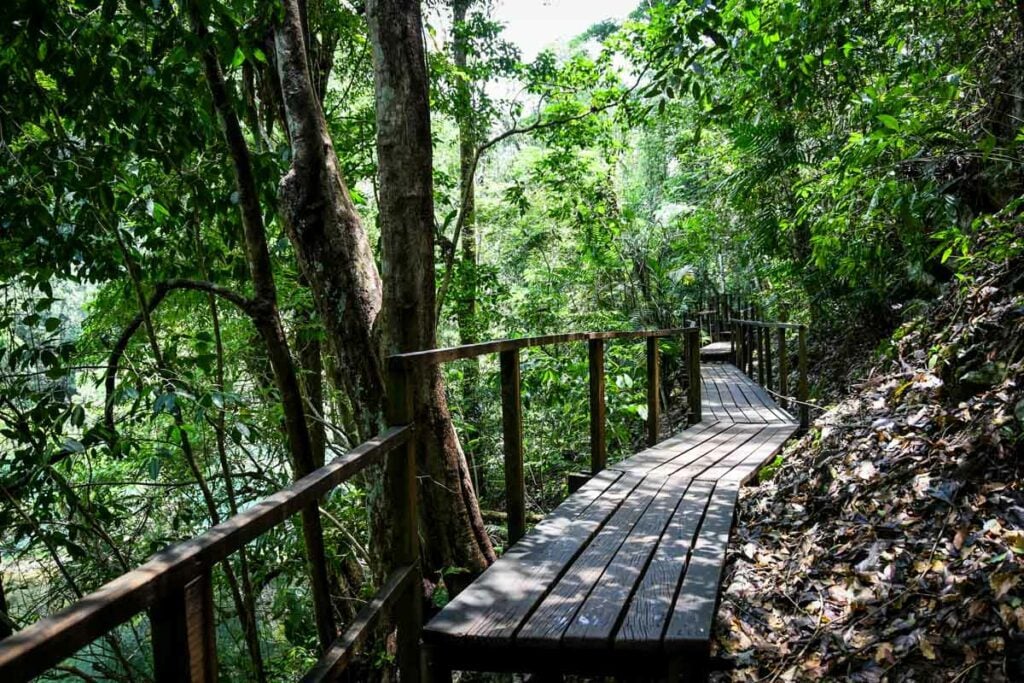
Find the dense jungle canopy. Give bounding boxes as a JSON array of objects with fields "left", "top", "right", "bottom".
[{"left": 1, "top": 0, "right": 1023, "bottom": 680}]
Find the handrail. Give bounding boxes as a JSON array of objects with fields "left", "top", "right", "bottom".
[
  {"left": 387, "top": 327, "right": 696, "bottom": 367},
  {"left": 729, "top": 317, "right": 810, "bottom": 429},
  {"left": 0, "top": 426, "right": 414, "bottom": 682},
  {"left": 728, "top": 318, "right": 804, "bottom": 330},
  {"left": 388, "top": 325, "right": 702, "bottom": 546}
]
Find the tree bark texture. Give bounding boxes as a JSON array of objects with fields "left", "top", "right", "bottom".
[
  {"left": 187, "top": 0, "right": 336, "bottom": 650},
  {"left": 366, "top": 0, "right": 496, "bottom": 575},
  {"left": 274, "top": 1, "right": 386, "bottom": 441}
]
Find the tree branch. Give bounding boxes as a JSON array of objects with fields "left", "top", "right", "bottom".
[{"left": 103, "top": 279, "right": 253, "bottom": 430}]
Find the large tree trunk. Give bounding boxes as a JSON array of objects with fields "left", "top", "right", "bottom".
[
  {"left": 368, "top": 0, "right": 496, "bottom": 580},
  {"left": 274, "top": 3, "right": 386, "bottom": 442},
  {"left": 275, "top": 0, "right": 495, "bottom": 581}
]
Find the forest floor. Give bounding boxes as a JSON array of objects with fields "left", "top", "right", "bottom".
[{"left": 714, "top": 250, "right": 1024, "bottom": 681}]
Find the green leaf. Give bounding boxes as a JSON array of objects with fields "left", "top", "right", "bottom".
[
  {"left": 148, "top": 456, "right": 162, "bottom": 480},
  {"left": 877, "top": 114, "right": 901, "bottom": 131},
  {"left": 231, "top": 47, "right": 245, "bottom": 68},
  {"left": 154, "top": 393, "right": 177, "bottom": 415},
  {"left": 148, "top": 200, "right": 170, "bottom": 224},
  {"left": 34, "top": 70, "right": 58, "bottom": 92}
]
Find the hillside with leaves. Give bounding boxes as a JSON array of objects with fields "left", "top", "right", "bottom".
[{"left": 718, "top": 224, "right": 1024, "bottom": 681}]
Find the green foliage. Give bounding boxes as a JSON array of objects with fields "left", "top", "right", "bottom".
[{"left": 1, "top": 0, "right": 1022, "bottom": 678}]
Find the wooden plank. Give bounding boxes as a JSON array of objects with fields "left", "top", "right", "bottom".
[
  {"left": 694, "top": 425, "right": 781, "bottom": 482},
  {"left": 516, "top": 475, "right": 666, "bottom": 648},
  {"left": 705, "top": 365, "right": 742, "bottom": 423},
  {"left": 589, "top": 338, "right": 607, "bottom": 474},
  {"left": 686, "top": 330, "right": 701, "bottom": 424},
  {"left": 424, "top": 471, "right": 637, "bottom": 645},
  {"left": 699, "top": 366, "right": 728, "bottom": 422},
  {"left": 615, "top": 480, "right": 715, "bottom": 651},
  {"left": 715, "top": 364, "right": 772, "bottom": 420},
  {"left": 609, "top": 422, "right": 732, "bottom": 477},
  {"left": 501, "top": 349, "right": 526, "bottom": 545},
  {"left": 777, "top": 328, "right": 789, "bottom": 410},
  {"left": 648, "top": 424, "right": 765, "bottom": 481},
  {"left": 0, "top": 427, "right": 411, "bottom": 682},
  {"left": 302, "top": 566, "right": 414, "bottom": 682},
  {"left": 562, "top": 473, "right": 693, "bottom": 647},
  {"left": 736, "top": 376, "right": 791, "bottom": 423},
  {"left": 718, "top": 425, "right": 797, "bottom": 485},
  {"left": 757, "top": 326, "right": 766, "bottom": 386},
  {"left": 717, "top": 370, "right": 768, "bottom": 424},
  {"left": 724, "top": 366, "right": 793, "bottom": 422},
  {"left": 663, "top": 482, "right": 741, "bottom": 650},
  {"left": 152, "top": 569, "right": 217, "bottom": 683},
  {"left": 798, "top": 325, "right": 809, "bottom": 429},
  {"left": 385, "top": 367, "right": 421, "bottom": 682}
]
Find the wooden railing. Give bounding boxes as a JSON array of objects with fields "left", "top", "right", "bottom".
[
  {"left": 0, "top": 428, "right": 419, "bottom": 683},
  {"left": 388, "top": 327, "right": 702, "bottom": 545},
  {"left": 0, "top": 326, "right": 701, "bottom": 681},
  {"left": 729, "top": 318, "right": 810, "bottom": 429}
]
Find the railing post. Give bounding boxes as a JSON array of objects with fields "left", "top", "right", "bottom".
[
  {"left": 777, "top": 327, "right": 789, "bottom": 410},
  {"left": 588, "top": 338, "right": 606, "bottom": 474},
  {"left": 151, "top": 569, "right": 217, "bottom": 683},
  {"left": 757, "top": 325, "right": 766, "bottom": 386},
  {"left": 798, "top": 325, "right": 810, "bottom": 430},
  {"left": 686, "top": 328, "right": 701, "bottom": 424},
  {"left": 646, "top": 336, "right": 660, "bottom": 446},
  {"left": 385, "top": 364, "right": 422, "bottom": 683},
  {"left": 764, "top": 324, "right": 774, "bottom": 392},
  {"left": 749, "top": 323, "right": 757, "bottom": 376},
  {"left": 500, "top": 349, "right": 526, "bottom": 545}
]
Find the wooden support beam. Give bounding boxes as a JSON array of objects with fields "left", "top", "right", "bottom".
[
  {"left": 588, "top": 339, "right": 607, "bottom": 474},
  {"left": 764, "top": 323, "right": 774, "bottom": 392},
  {"left": 500, "top": 349, "right": 526, "bottom": 545},
  {"left": 151, "top": 570, "right": 217, "bottom": 683},
  {"left": 757, "top": 326, "right": 766, "bottom": 386},
  {"left": 686, "top": 329, "right": 701, "bottom": 424},
  {"left": 302, "top": 566, "right": 415, "bottom": 683},
  {"left": 749, "top": 321, "right": 756, "bottom": 376},
  {"left": 798, "top": 325, "right": 810, "bottom": 430},
  {"left": 385, "top": 366, "right": 422, "bottom": 683},
  {"left": 646, "top": 337, "right": 660, "bottom": 447},
  {"left": 777, "top": 328, "right": 789, "bottom": 410}
]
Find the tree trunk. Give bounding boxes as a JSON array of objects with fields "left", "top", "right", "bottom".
[
  {"left": 367, "top": 0, "right": 496, "bottom": 576},
  {"left": 272, "top": 0, "right": 494, "bottom": 579},
  {"left": 452, "top": 0, "right": 484, "bottom": 497},
  {"left": 274, "top": 2, "right": 386, "bottom": 442},
  {"left": 187, "top": 1, "right": 336, "bottom": 651}
]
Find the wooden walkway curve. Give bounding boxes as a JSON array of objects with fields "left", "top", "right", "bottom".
[{"left": 423, "top": 361, "right": 800, "bottom": 680}]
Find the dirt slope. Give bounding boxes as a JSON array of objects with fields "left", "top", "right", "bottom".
[{"left": 716, "top": 259, "right": 1024, "bottom": 681}]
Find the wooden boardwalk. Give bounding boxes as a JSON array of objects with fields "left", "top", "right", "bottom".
[
  {"left": 423, "top": 362, "right": 799, "bottom": 679},
  {"left": 698, "top": 340, "right": 734, "bottom": 362}
]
